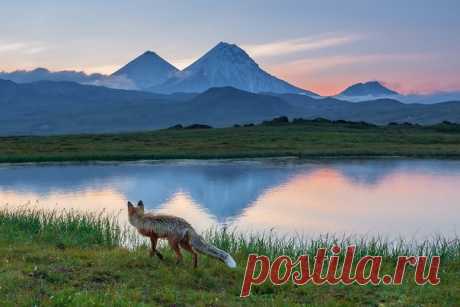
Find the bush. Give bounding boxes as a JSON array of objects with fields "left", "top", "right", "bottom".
[
  {"left": 167, "top": 124, "right": 183, "bottom": 129},
  {"left": 311, "top": 117, "right": 332, "bottom": 123},
  {"left": 262, "top": 116, "right": 290, "bottom": 126},
  {"left": 184, "top": 124, "right": 213, "bottom": 129}
]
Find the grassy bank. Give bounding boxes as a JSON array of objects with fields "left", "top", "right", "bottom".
[
  {"left": 0, "top": 208, "right": 459, "bottom": 306},
  {"left": 1, "top": 120, "right": 460, "bottom": 163}
]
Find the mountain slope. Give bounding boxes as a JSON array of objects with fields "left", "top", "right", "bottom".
[
  {"left": 0, "top": 79, "right": 175, "bottom": 135},
  {"left": 397, "top": 92, "right": 460, "bottom": 104},
  {"left": 173, "top": 87, "right": 298, "bottom": 125},
  {"left": 112, "top": 51, "right": 179, "bottom": 90},
  {"left": 0, "top": 79, "right": 161, "bottom": 105},
  {"left": 151, "top": 42, "right": 316, "bottom": 95}
]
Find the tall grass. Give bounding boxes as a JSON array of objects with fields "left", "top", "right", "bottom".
[
  {"left": 0, "top": 207, "right": 125, "bottom": 248},
  {"left": 1, "top": 207, "right": 459, "bottom": 261},
  {"left": 206, "top": 228, "right": 460, "bottom": 261}
]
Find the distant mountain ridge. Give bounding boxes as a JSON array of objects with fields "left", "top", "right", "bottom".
[
  {"left": 0, "top": 67, "right": 103, "bottom": 84},
  {"left": 1, "top": 43, "right": 459, "bottom": 103},
  {"left": 1, "top": 79, "right": 459, "bottom": 136},
  {"left": 0, "top": 67, "right": 138, "bottom": 90}
]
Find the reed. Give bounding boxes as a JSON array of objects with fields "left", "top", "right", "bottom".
[
  {"left": 206, "top": 228, "right": 460, "bottom": 261},
  {"left": 2, "top": 206, "right": 459, "bottom": 260},
  {"left": 0, "top": 206, "right": 124, "bottom": 248}
]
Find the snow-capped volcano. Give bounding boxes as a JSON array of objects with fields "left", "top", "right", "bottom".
[
  {"left": 151, "top": 42, "right": 316, "bottom": 95},
  {"left": 335, "top": 81, "right": 400, "bottom": 102},
  {"left": 340, "top": 81, "right": 399, "bottom": 97},
  {"left": 112, "top": 51, "right": 179, "bottom": 90}
]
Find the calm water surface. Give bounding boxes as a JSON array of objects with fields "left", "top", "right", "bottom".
[{"left": 1, "top": 159, "right": 459, "bottom": 239}]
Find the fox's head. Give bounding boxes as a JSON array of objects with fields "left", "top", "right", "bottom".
[{"left": 127, "top": 200, "right": 144, "bottom": 217}]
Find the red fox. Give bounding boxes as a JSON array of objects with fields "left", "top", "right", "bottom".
[{"left": 127, "top": 200, "right": 236, "bottom": 268}]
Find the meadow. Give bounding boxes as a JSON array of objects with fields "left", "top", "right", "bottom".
[
  {"left": 1, "top": 119, "right": 460, "bottom": 305},
  {"left": 0, "top": 207, "right": 459, "bottom": 306},
  {"left": 1, "top": 119, "right": 460, "bottom": 163}
]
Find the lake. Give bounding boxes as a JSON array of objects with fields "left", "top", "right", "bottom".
[{"left": 1, "top": 159, "right": 459, "bottom": 240}]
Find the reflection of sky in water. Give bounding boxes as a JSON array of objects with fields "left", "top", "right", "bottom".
[{"left": 0, "top": 159, "right": 459, "bottom": 239}]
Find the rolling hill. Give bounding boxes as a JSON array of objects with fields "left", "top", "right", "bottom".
[{"left": 0, "top": 80, "right": 459, "bottom": 135}]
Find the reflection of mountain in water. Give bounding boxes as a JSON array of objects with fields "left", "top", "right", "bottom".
[
  {"left": 113, "top": 162, "right": 303, "bottom": 219},
  {"left": 1, "top": 160, "right": 460, "bottom": 220},
  {"left": 0, "top": 161, "right": 301, "bottom": 219}
]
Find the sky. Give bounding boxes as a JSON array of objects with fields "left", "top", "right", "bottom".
[{"left": 1, "top": 0, "right": 459, "bottom": 95}]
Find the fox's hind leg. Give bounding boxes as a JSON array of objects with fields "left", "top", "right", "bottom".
[
  {"left": 168, "top": 238, "right": 183, "bottom": 264},
  {"left": 180, "top": 240, "right": 198, "bottom": 268},
  {"left": 149, "top": 236, "right": 164, "bottom": 260}
]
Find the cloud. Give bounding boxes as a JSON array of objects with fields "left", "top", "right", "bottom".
[
  {"left": 0, "top": 41, "right": 48, "bottom": 54},
  {"left": 159, "top": 35, "right": 359, "bottom": 70},
  {"left": 88, "top": 75, "right": 138, "bottom": 90},
  {"left": 0, "top": 42, "right": 27, "bottom": 53},
  {"left": 244, "top": 34, "right": 360, "bottom": 58},
  {"left": 267, "top": 53, "right": 436, "bottom": 95},
  {"left": 24, "top": 46, "right": 48, "bottom": 55}
]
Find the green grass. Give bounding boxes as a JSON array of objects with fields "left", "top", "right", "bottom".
[
  {"left": 0, "top": 207, "right": 125, "bottom": 248},
  {"left": 1, "top": 120, "right": 460, "bottom": 163},
  {"left": 0, "top": 208, "right": 459, "bottom": 306}
]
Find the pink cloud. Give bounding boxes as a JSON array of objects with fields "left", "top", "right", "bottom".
[
  {"left": 243, "top": 34, "right": 360, "bottom": 58},
  {"left": 264, "top": 53, "right": 456, "bottom": 95}
]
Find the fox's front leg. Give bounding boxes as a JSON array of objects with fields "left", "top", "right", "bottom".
[
  {"left": 150, "top": 236, "right": 163, "bottom": 260},
  {"left": 168, "top": 238, "right": 183, "bottom": 264}
]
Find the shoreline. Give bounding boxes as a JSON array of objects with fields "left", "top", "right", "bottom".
[
  {"left": 2, "top": 122, "right": 460, "bottom": 164},
  {"left": 2, "top": 153, "right": 460, "bottom": 165}
]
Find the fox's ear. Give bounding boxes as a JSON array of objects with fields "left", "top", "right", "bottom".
[
  {"left": 127, "top": 201, "right": 134, "bottom": 208},
  {"left": 137, "top": 200, "right": 144, "bottom": 208}
]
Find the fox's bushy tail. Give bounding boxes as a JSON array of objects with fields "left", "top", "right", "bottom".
[{"left": 189, "top": 232, "right": 237, "bottom": 268}]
